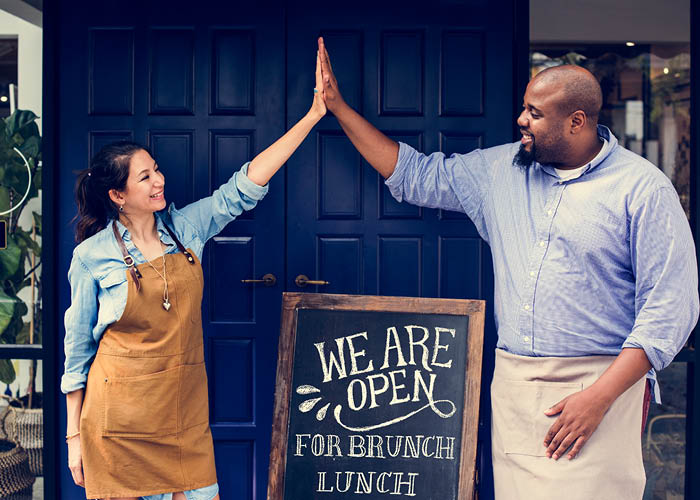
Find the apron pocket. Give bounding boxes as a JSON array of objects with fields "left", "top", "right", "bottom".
[
  {"left": 179, "top": 362, "right": 210, "bottom": 430},
  {"left": 103, "top": 366, "right": 180, "bottom": 438},
  {"left": 492, "top": 378, "right": 583, "bottom": 456}
]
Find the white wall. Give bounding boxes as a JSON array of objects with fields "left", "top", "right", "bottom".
[
  {"left": 531, "top": 0, "right": 690, "bottom": 44},
  {"left": 0, "top": 8, "right": 41, "bottom": 131}
]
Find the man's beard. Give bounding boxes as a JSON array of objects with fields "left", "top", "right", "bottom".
[
  {"left": 513, "top": 133, "right": 569, "bottom": 169},
  {"left": 513, "top": 143, "right": 535, "bottom": 170}
]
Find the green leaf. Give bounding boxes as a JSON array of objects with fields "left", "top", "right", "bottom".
[
  {"left": 15, "top": 322, "right": 30, "bottom": 344},
  {"left": 10, "top": 132, "right": 23, "bottom": 148},
  {"left": 0, "top": 299, "right": 24, "bottom": 344},
  {"left": 0, "top": 290, "right": 16, "bottom": 336},
  {"left": 4, "top": 110, "right": 38, "bottom": 138},
  {"left": 0, "top": 186, "right": 9, "bottom": 214},
  {"left": 7, "top": 248, "right": 28, "bottom": 288},
  {"left": 0, "top": 239, "right": 21, "bottom": 279},
  {"left": 15, "top": 321, "right": 39, "bottom": 345},
  {"left": 5, "top": 163, "right": 30, "bottom": 199},
  {"left": 15, "top": 231, "right": 39, "bottom": 257},
  {"left": 31, "top": 212, "right": 41, "bottom": 236},
  {"left": 32, "top": 169, "right": 40, "bottom": 193},
  {"left": 15, "top": 301, "right": 27, "bottom": 317},
  {"left": 0, "top": 359, "right": 15, "bottom": 385},
  {"left": 16, "top": 135, "right": 40, "bottom": 159}
]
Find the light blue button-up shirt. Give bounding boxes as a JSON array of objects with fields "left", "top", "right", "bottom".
[
  {"left": 61, "top": 162, "right": 267, "bottom": 395},
  {"left": 386, "top": 126, "right": 699, "bottom": 401}
]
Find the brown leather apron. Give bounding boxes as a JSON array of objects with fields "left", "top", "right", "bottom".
[{"left": 80, "top": 225, "right": 217, "bottom": 499}]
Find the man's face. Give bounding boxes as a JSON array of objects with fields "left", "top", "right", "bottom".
[{"left": 514, "top": 79, "right": 572, "bottom": 168}]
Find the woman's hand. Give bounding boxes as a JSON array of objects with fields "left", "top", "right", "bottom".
[
  {"left": 67, "top": 435, "right": 85, "bottom": 487},
  {"left": 310, "top": 50, "right": 327, "bottom": 120},
  {"left": 245, "top": 47, "right": 327, "bottom": 186}
]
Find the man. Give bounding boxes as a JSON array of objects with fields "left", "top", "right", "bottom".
[{"left": 316, "top": 37, "right": 698, "bottom": 500}]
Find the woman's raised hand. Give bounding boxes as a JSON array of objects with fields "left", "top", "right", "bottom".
[
  {"left": 244, "top": 46, "right": 328, "bottom": 186},
  {"left": 311, "top": 50, "right": 327, "bottom": 119}
]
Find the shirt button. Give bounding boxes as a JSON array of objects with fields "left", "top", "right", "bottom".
[
  {"left": 539, "top": 241, "right": 546, "bottom": 247},
  {"left": 523, "top": 336, "right": 530, "bottom": 342},
  {"left": 529, "top": 271, "right": 535, "bottom": 277},
  {"left": 523, "top": 305, "right": 530, "bottom": 311}
]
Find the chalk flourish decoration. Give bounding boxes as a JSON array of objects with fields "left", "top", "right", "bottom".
[
  {"left": 296, "top": 385, "right": 332, "bottom": 421},
  {"left": 295, "top": 384, "right": 456, "bottom": 431}
]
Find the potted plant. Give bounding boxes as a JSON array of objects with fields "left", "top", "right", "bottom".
[{"left": 0, "top": 109, "right": 43, "bottom": 476}]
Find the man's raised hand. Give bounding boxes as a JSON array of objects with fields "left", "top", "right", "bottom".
[{"left": 318, "top": 37, "right": 345, "bottom": 113}]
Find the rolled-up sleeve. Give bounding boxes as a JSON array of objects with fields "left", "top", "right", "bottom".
[
  {"left": 622, "top": 186, "right": 699, "bottom": 371},
  {"left": 61, "top": 252, "right": 99, "bottom": 394},
  {"left": 177, "top": 161, "right": 269, "bottom": 243},
  {"left": 385, "top": 142, "right": 492, "bottom": 240}
]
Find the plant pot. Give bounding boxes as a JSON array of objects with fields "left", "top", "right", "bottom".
[
  {"left": 0, "top": 394, "right": 42, "bottom": 477},
  {"left": 0, "top": 439, "right": 34, "bottom": 498}
]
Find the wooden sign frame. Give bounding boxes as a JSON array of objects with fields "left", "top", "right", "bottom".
[{"left": 267, "top": 292, "right": 485, "bottom": 500}]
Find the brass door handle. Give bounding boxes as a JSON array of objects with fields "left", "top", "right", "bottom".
[
  {"left": 295, "top": 274, "right": 330, "bottom": 287},
  {"left": 241, "top": 273, "right": 277, "bottom": 287}
]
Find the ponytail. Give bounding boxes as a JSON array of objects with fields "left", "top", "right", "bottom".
[{"left": 73, "top": 141, "right": 146, "bottom": 242}]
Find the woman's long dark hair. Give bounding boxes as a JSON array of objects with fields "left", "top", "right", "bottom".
[{"left": 74, "top": 141, "right": 148, "bottom": 243}]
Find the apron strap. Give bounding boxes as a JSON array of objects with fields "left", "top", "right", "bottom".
[
  {"left": 111, "top": 219, "right": 196, "bottom": 291},
  {"left": 161, "top": 223, "right": 196, "bottom": 265},
  {"left": 112, "top": 221, "right": 142, "bottom": 292}
]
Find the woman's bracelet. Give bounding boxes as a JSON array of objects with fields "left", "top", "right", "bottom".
[{"left": 65, "top": 431, "right": 80, "bottom": 442}]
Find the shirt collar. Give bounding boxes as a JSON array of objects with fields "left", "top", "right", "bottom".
[{"left": 539, "top": 124, "right": 617, "bottom": 181}]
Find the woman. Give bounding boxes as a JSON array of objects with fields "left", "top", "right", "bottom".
[{"left": 62, "top": 53, "right": 326, "bottom": 500}]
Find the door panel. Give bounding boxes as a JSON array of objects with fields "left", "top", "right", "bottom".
[
  {"left": 57, "top": 3, "right": 284, "bottom": 500},
  {"left": 286, "top": 4, "right": 510, "bottom": 299}
]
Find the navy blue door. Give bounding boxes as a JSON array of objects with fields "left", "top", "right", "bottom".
[
  {"left": 55, "top": 2, "right": 515, "bottom": 499},
  {"left": 285, "top": 6, "right": 515, "bottom": 497},
  {"left": 56, "top": 3, "right": 285, "bottom": 499}
]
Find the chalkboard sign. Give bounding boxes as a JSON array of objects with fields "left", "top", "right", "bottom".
[{"left": 268, "top": 293, "right": 485, "bottom": 500}]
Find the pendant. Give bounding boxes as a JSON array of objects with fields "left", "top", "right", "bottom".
[{"left": 163, "top": 301, "right": 171, "bottom": 311}]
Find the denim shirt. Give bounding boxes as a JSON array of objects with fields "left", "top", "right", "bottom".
[
  {"left": 62, "top": 162, "right": 268, "bottom": 394},
  {"left": 386, "top": 126, "right": 699, "bottom": 402}
]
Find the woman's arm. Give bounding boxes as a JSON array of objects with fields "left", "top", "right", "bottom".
[
  {"left": 246, "top": 50, "right": 327, "bottom": 186},
  {"left": 66, "top": 389, "right": 85, "bottom": 487},
  {"left": 174, "top": 51, "right": 327, "bottom": 244},
  {"left": 63, "top": 251, "right": 100, "bottom": 487}
]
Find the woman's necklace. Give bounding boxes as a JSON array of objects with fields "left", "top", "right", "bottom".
[{"left": 144, "top": 251, "right": 170, "bottom": 311}]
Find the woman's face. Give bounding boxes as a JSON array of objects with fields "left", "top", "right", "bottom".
[{"left": 118, "top": 149, "right": 167, "bottom": 215}]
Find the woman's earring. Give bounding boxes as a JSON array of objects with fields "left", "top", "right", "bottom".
[{"left": 119, "top": 205, "right": 124, "bottom": 212}]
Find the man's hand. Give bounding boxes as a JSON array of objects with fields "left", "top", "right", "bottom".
[
  {"left": 314, "top": 36, "right": 399, "bottom": 177},
  {"left": 543, "top": 386, "right": 611, "bottom": 460},
  {"left": 318, "top": 37, "right": 346, "bottom": 114}
]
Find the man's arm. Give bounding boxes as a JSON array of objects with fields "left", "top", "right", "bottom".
[
  {"left": 544, "top": 186, "right": 699, "bottom": 460},
  {"left": 318, "top": 37, "right": 399, "bottom": 178}
]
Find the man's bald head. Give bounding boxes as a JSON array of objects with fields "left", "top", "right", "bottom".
[{"left": 531, "top": 65, "right": 603, "bottom": 127}]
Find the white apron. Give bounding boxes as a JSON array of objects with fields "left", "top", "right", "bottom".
[{"left": 491, "top": 349, "right": 646, "bottom": 500}]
